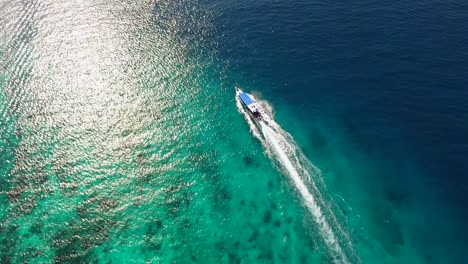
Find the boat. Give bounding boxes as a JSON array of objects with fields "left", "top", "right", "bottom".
[{"left": 236, "top": 87, "right": 262, "bottom": 120}]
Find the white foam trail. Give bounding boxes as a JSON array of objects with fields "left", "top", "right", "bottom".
[
  {"left": 236, "top": 93, "right": 351, "bottom": 263},
  {"left": 261, "top": 123, "right": 347, "bottom": 263}
]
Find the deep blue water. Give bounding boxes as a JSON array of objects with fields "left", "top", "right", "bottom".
[{"left": 209, "top": 0, "right": 468, "bottom": 262}]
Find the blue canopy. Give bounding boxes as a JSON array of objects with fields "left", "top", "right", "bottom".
[{"left": 240, "top": 93, "right": 253, "bottom": 105}]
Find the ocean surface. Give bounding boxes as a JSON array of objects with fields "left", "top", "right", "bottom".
[{"left": 1, "top": 0, "right": 467, "bottom": 263}]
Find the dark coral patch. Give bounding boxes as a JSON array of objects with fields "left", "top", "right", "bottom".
[
  {"left": 263, "top": 210, "right": 272, "bottom": 224},
  {"left": 243, "top": 156, "right": 254, "bottom": 167},
  {"left": 248, "top": 230, "right": 259, "bottom": 243},
  {"left": 273, "top": 220, "right": 281, "bottom": 227}
]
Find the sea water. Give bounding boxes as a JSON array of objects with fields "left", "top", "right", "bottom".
[{"left": 1, "top": 0, "right": 467, "bottom": 263}]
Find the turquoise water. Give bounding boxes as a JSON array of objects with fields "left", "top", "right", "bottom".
[{"left": 1, "top": 0, "right": 467, "bottom": 263}]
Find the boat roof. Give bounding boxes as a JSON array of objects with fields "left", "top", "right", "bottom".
[{"left": 239, "top": 93, "right": 253, "bottom": 105}]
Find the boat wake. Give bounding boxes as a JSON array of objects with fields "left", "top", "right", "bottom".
[{"left": 236, "top": 92, "right": 355, "bottom": 263}]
